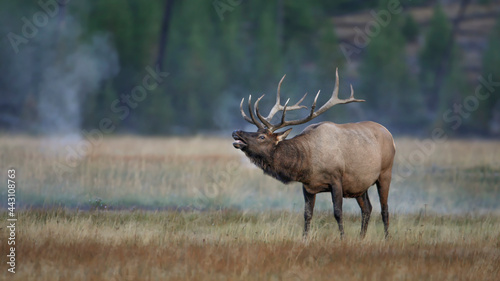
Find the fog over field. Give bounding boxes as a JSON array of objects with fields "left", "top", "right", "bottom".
[{"left": 1, "top": 136, "right": 498, "bottom": 215}]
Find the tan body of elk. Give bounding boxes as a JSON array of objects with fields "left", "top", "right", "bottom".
[{"left": 233, "top": 69, "right": 395, "bottom": 238}]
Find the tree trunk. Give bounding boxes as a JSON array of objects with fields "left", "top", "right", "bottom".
[
  {"left": 276, "top": 0, "right": 284, "bottom": 50},
  {"left": 156, "top": 0, "right": 175, "bottom": 71},
  {"left": 430, "top": 0, "right": 471, "bottom": 106}
]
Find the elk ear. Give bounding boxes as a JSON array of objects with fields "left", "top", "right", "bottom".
[{"left": 276, "top": 128, "right": 292, "bottom": 143}]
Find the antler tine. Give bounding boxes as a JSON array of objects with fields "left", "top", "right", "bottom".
[
  {"left": 280, "top": 98, "right": 290, "bottom": 125},
  {"left": 260, "top": 91, "right": 308, "bottom": 132},
  {"left": 240, "top": 95, "right": 264, "bottom": 129},
  {"left": 293, "top": 92, "right": 308, "bottom": 107},
  {"left": 276, "top": 74, "right": 285, "bottom": 103},
  {"left": 264, "top": 75, "right": 285, "bottom": 122},
  {"left": 249, "top": 95, "right": 265, "bottom": 129},
  {"left": 264, "top": 75, "right": 308, "bottom": 123},
  {"left": 313, "top": 68, "right": 365, "bottom": 117},
  {"left": 255, "top": 95, "right": 273, "bottom": 129},
  {"left": 239, "top": 98, "right": 254, "bottom": 124},
  {"left": 270, "top": 90, "right": 319, "bottom": 132},
  {"left": 333, "top": 68, "right": 340, "bottom": 99},
  {"left": 312, "top": 90, "right": 320, "bottom": 113}
]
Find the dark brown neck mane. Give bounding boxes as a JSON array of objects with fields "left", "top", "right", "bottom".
[{"left": 247, "top": 137, "right": 311, "bottom": 184}]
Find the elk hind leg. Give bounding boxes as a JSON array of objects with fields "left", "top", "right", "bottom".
[
  {"left": 356, "top": 191, "right": 372, "bottom": 238},
  {"left": 376, "top": 171, "right": 391, "bottom": 238}
]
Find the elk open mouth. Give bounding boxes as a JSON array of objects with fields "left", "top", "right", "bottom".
[{"left": 232, "top": 131, "right": 247, "bottom": 149}]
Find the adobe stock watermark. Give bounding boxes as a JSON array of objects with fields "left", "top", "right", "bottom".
[
  {"left": 52, "top": 65, "right": 169, "bottom": 179},
  {"left": 340, "top": 0, "right": 403, "bottom": 64},
  {"left": 7, "top": 0, "right": 70, "bottom": 54},
  {"left": 393, "top": 74, "right": 500, "bottom": 183},
  {"left": 192, "top": 163, "right": 231, "bottom": 208},
  {"left": 191, "top": 161, "right": 243, "bottom": 209},
  {"left": 213, "top": 0, "right": 243, "bottom": 21}
]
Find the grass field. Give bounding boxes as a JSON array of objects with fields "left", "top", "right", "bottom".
[
  {"left": 1, "top": 135, "right": 499, "bottom": 280},
  {"left": 1, "top": 209, "right": 500, "bottom": 280}
]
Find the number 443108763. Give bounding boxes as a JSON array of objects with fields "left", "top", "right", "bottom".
[{"left": 7, "top": 169, "right": 16, "bottom": 216}]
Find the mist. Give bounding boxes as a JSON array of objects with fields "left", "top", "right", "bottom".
[
  {"left": 1, "top": 7, "right": 118, "bottom": 136},
  {"left": 36, "top": 25, "right": 118, "bottom": 135}
]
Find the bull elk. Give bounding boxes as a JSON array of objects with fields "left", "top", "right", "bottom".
[{"left": 232, "top": 69, "right": 395, "bottom": 239}]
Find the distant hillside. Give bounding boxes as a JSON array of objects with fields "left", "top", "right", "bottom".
[{"left": 332, "top": 1, "right": 500, "bottom": 81}]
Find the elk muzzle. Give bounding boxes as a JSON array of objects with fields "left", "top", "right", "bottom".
[{"left": 232, "top": 130, "right": 247, "bottom": 149}]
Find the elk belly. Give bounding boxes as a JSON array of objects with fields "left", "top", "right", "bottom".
[{"left": 341, "top": 170, "right": 380, "bottom": 197}]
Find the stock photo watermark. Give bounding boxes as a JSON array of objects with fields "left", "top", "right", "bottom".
[
  {"left": 52, "top": 65, "right": 169, "bottom": 179},
  {"left": 7, "top": 0, "right": 70, "bottom": 54},
  {"left": 6, "top": 169, "right": 17, "bottom": 274},
  {"left": 340, "top": 0, "right": 403, "bottom": 64},
  {"left": 393, "top": 74, "right": 500, "bottom": 183},
  {"left": 213, "top": 0, "right": 243, "bottom": 21}
]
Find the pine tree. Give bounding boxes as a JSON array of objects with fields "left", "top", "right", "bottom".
[
  {"left": 359, "top": 1, "right": 424, "bottom": 130},
  {"left": 317, "top": 21, "right": 344, "bottom": 83},
  {"left": 474, "top": 15, "right": 500, "bottom": 134},
  {"left": 401, "top": 13, "right": 419, "bottom": 43},
  {"left": 419, "top": 4, "right": 471, "bottom": 134},
  {"left": 316, "top": 20, "right": 347, "bottom": 122},
  {"left": 418, "top": 4, "right": 452, "bottom": 113},
  {"left": 168, "top": 0, "right": 225, "bottom": 131},
  {"left": 254, "top": 5, "right": 281, "bottom": 90}
]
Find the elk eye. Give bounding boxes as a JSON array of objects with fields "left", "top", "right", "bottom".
[{"left": 258, "top": 135, "right": 265, "bottom": 140}]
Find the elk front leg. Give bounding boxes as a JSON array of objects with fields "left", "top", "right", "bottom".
[
  {"left": 356, "top": 191, "right": 372, "bottom": 239},
  {"left": 302, "top": 186, "right": 316, "bottom": 237},
  {"left": 331, "top": 183, "right": 344, "bottom": 239}
]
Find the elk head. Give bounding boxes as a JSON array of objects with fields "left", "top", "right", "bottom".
[
  {"left": 232, "top": 68, "right": 365, "bottom": 156},
  {"left": 232, "top": 128, "right": 292, "bottom": 159}
]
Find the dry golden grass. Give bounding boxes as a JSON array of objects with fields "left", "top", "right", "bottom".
[
  {"left": 0, "top": 135, "right": 499, "bottom": 280},
  {"left": 394, "top": 137, "right": 500, "bottom": 169},
  {"left": 1, "top": 209, "right": 499, "bottom": 280}
]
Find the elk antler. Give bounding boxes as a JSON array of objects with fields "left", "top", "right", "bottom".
[
  {"left": 240, "top": 68, "right": 364, "bottom": 132},
  {"left": 240, "top": 95, "right": 264, "bottom": 129},
  {"left": 239, "top": 74, "right": 307, "bottom": 130}
]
